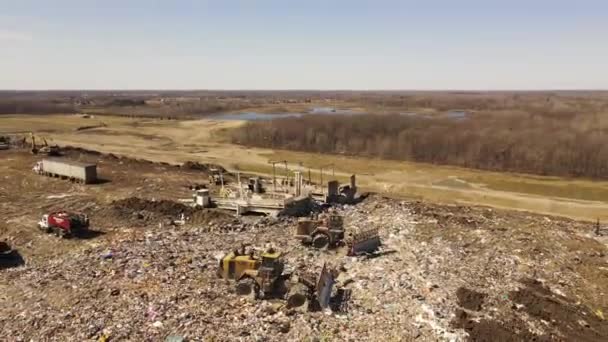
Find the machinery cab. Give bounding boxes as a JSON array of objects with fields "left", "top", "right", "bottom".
[
  {"left": 326, "top": 212, "right": 345, "bottom": 240},
  {"left": 209, "top": 168, "right": 223, "bottom": 186},
  {"left": 219, "top": 247, "right": 285, "bottom": 298},
  {"left": 38, "top": 214, "right": 50, "bottom": 228},
  {"left": 257, "top": 249, "right": 284, "bottom": 293}
]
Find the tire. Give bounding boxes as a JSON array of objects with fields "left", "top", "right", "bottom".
[
  {"left": 236, "top": 277, "right": 260, "bottom": 300},
  {"left": 312, "top": 233, "right": 330, "bottom": 249}
]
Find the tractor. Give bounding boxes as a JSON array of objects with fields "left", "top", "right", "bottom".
[
  {"left": 218, "top": 247, "right": 288, "bottom": 299},
  {"left": 218, "top": 246, "right": 342, "bottom": 310},
  {"left": 295, "top": 210, "right": 345, "bottom": 249}
]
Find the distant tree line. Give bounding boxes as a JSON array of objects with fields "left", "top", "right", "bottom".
[
  {"left": 0, "top": 100, "right": 76, "bottom": 114},
  {"left": 231, "top": 111, "right": 608, "bottom": 179}
]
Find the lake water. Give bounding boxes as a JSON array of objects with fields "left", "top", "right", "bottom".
[
  {"left": 208, "top": 108, "right": 469, "bottom": 121},
  {"left": 209, "top": 107, "right": 361, "bottom": 121},
  {"left": 446, "top": 110, "right": 469, "bottom": 119},
  {"left": 399, "top": 111, "right": 470, "bottom": 120}
]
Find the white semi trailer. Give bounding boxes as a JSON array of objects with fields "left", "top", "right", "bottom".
[{"left": 33, "top": 158, "right": 97, "bottom": 184}]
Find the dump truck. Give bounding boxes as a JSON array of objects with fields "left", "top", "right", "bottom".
[
  {"left": 296, "top": 211, "right": 345, "bottom": 249},
  {"left": 37, "top": 211, "right": 90, "bottom": 238},
  {"left": 33, "top": 158, "right": 97, "bottom": 184}
]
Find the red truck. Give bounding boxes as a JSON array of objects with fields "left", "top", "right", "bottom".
[{"left": 37, "top": 211, "right": 89, "bottom": 238}]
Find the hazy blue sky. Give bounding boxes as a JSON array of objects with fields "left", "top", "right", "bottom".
[{"left": 1, "top": 0, "right": 607, "bottom": 90}]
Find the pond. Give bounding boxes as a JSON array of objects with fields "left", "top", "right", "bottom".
[
  {"left": 209, "top": 107, "right": 362, "bottom": 121},
  {"left": 208, "top": 112, "right": 303, "bottom": 121}
]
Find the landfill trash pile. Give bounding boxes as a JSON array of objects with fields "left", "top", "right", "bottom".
[{"left": 1, "top": 195, "right": 607, "bottom": 341}]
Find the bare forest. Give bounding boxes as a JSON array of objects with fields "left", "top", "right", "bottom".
[{"left": 232, "top": 107, "right": 608, "bottom": 179}]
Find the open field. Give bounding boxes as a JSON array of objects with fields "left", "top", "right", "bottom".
[{"left": 3, "top": 114, "right": 608, "bottom": 221}]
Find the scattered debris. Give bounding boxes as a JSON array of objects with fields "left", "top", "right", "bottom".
[{"left": 1, "top": 149, "right": 607, "bottom": 341}]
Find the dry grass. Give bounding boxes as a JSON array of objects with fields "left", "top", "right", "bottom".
[{"left": 4, "top": 114, "right": 608, "bottom": 221}]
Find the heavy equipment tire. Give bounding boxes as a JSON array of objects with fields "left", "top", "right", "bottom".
[
  {"left": 312, "top": 233, "right": 330, "bottom": 249},
  {"left": 236, "top": 277, "right": 260, "bottom": 300},
  {"left": 286, "top": 283, "right": 309, "bottom": 308}
]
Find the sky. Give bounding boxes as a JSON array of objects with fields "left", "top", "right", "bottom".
[{"left": 1, "top": 0, "right": 607, "bottom": 90}]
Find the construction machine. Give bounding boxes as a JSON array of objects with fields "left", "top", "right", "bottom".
[
  {"left": 0, "top": 136, "right": 9, "bottom": 150},
  {"left": 347, "top": 228, "right": 381, "bottom": 256},
  {"left": 218, "top": 246, "right": 342, "bottom": 310},
  {"left": 0, "top": 241, "right": 23, "bottom": 269},
  {"left": 296, "top": 210, "right": 345, "bottom": 249},
  {"left": 37, "top": 211, "right": 89, "bottom": 238},
  {"left": 218, "top": 246, "right": 288, "bottom": 299},
  {"left": 0, "top": 241, "right": 15, "bottom": 260},
  {"left": 30, "top": 132, "right": 60, "bottom": 156},
  {"left": 287, "top": 263, "right": 338, "bottom": 310},
  {"left": 208, "top": 168, "right": 224, "bottom": 186}
]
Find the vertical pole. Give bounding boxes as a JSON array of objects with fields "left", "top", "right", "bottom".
[
  {"left": 237, "top": 172, "right": 243, "bottom": 199},
  {"left": 320, "top": 168, "right": 324, "bottom": 196},
  {"left": 272, "top": 163, "right": 276, "bottom": 193},
  {"left": 284, "top": 161, "right": 288, "bottom": 193}
]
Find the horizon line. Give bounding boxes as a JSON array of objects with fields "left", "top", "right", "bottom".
[{"left": 1, "top": 88, "right": 608, "bottom": 93}]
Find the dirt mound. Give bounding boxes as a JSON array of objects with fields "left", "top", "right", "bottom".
[
  {"left": 509, "top": 279, "right": 608, "bottom": 342},
  {"left": 62, "top": 145, "right": 103, "bottom": 156},
  {"left": 410, "top": 202, "right": 489, "bottom": 228},
  {"left": 106, "top": 197, "right": 234, "bottom": 228},
  {"left": 75, "top": 123, "right": 107, "bottom": 131},
  {"left": 112, "top": 197, "right": 193, "bottom": 217},
  {"left": 189, "top": 209, "right": 234, "bottom": 225},
  {"left": 452, "top": 309, "right": 551, "bottom": 342},
  {"left": 181, "top": 161, "right": 226, "bottom": 173},
  {"left": 452, "top": 279, "right": 608, "bottom": 341},
  {"left": 456, "top": 287, "right": 486, "bottom": 311}
]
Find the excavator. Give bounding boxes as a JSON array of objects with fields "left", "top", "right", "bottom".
[{"left": 29, "top": 132, "right": 60, "bottom": 156}]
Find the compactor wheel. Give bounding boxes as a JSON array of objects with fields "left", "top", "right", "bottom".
[
  {"left": 236, "top": 277, "right": 260, "bottom": 300},
  {"left": 312, "top": 233, "right": 330, "bottom": 249}
]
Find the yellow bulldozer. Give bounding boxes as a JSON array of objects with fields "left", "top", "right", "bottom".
[
  {"left": 218, "top": 246, "right": 288, "bottom": 299},
  {"left": 218, "top": 246, "right": 340, "bottom": 310}
]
